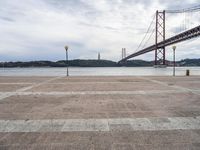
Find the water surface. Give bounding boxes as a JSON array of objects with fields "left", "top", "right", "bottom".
[{"left": 0, "top": 67, "right": 200, "bottom": 76}]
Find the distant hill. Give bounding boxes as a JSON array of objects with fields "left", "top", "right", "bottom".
[
  {"left": 58, "top": 59, "right": 117, "bottom": 67},
  {"left": 0, "top": 60, "right": 117, "bottom": 67},
  {"left": 0, "top": 59, "right": 200, "bottom": 67},
  {"left": 179, "top": 59, "right": 200, "bottom": 66},
  {"left": 119, "top": 60, "right": 154, "bottom": 67}
]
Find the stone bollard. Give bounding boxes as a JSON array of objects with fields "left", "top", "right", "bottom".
[{"left": 186, "top": 70, "right": 190, "bottom": 76}]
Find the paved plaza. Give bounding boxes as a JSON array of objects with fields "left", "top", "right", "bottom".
[{"left": 0, "top": 76, "right": 200, "bottom": 149}]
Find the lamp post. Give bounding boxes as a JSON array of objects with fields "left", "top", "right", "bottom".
[
  {"left": 172, "top": 46, "right": 176, "bottom": 76},
  {"left": 64, "top": 45, "right": 69, "bottom": 76}
]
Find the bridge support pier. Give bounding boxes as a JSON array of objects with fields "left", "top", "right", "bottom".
[{"left": 155, "top": 10, "right": 166, "bottom": 67}]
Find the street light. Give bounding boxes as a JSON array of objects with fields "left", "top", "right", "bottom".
[
  {"left": 64, "top": 45, "right": 69, "bottom": 76},
  {"left": 172, "top": 45, "right": 176, "bottom": 76}
]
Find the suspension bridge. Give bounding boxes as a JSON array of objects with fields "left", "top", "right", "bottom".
[{"left": 119, "top": 5, "right": 200, "bottom": 67}]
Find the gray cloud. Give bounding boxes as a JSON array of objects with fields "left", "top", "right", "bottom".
[{"left": 0, "top": 16, "right": 15, "bottom": 22}]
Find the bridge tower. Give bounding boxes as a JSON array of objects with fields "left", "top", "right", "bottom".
[{"left": 155, "top": 10, "right": 166, "bottom": 66}]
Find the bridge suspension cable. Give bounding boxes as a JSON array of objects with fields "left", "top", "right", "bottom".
[
  {"left": 166, "top": 5, "right": 200, "bottom": 13},
  {"left": 141, "top": 28, "right": 155, "bottom": 49},
  {"left": 135, "top": 14, "right": 155, "bottom": 52},
  {"left": 166, "top": 4, "right": 200, "bottom": 37}
]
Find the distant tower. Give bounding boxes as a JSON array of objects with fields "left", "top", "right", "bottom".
[
  {"left": 98, "top": 52, "right": 101, "bottom": 60},
  {"left": 124, "top": 48, "right": 126, "bottom": 58},
  {"left": 122, "top": 48, "right": 126, "bottom": 59}
]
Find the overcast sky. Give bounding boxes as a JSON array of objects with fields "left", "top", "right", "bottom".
[{"left": 0, "top": 0, "right": 199, "bottom": 62}]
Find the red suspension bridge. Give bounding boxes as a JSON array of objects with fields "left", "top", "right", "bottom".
[{"left": 119, "top": 5, "right": 200, "bottom": 66}]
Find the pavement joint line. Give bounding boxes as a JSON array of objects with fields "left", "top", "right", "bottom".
[
  {"left": 0, "top": 76, "right": 63, "bottom": 101},
  {"left": 0, "top": 89, "right": 196, "bottom": 97},
  {"left": 0, "top": 143, "right": 194, "bottom": 148},
  {"left": 0, "top": 116, "right": 199, "bottom": 132},
  {"left": 0, "top": 83, "right": 34, "bottom": 85},
  {"left": 0, "top": 110, "right": 180, "bottom": 116},
  {"left": 0, "top": 82, "right": 119, "bottom": 85},
  {"left": 59, "top": 80, "right": 200, "bottom": 83},
  {"left": 0, "top": 82, "right": 150, "bottom": 84},
  {"left": 138, "top": 77, "right": 200, "bottom": 95},
  {"left": 43, "top": 81, "right": 151, "bottom": 84},
  {"left": 0, "top": 92, "right": 17, "bottom": 101}
]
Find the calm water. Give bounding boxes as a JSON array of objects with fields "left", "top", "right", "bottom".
[{"left": 0, "top": 67, "right": 200, "bottom": 76}]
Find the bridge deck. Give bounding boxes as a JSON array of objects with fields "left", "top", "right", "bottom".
[
  {"left": 119, "top": 25, "right": 200, "bottom": 63},
  {"left": 0, "top": 76, "right": 200, "bottom": 149}
]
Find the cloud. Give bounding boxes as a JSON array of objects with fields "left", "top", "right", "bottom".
[{"left": 0, "top": 0, "right": 199, "bottom": 61}]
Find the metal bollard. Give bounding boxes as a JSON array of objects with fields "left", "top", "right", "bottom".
[{"left": 186, "top": 70, "right": 190, "bottom": 76}]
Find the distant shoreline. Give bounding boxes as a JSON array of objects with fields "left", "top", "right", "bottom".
[{"left": 0, "top": 58, "right": 200, "bottom": 67}]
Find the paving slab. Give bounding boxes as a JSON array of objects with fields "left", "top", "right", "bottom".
[
  {"left": 0, "top": 92, "right": 200, "bottom": 119},
  {"left": 28, "top": 82, "right": 173, "bottom": 92},
  {"left": 0, "top": 130, "right": 200, "bottom": 150},
  {"left": 50, "top": 76, "right": 150, "bottom": 83},
  {"left": 0, "top": 76, "right": 53, "bottom": 83}
]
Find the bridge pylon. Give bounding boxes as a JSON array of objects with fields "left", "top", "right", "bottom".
[{"left": 155, "top": 10, "right": 166, "bottom": 67}]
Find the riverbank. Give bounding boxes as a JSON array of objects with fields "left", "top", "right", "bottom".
[{"left": 1, "top": 58, "right": 200, "bottom": 67}]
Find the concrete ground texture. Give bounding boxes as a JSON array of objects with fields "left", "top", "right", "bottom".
[{"left": 0, "top": 76, "right": 200, "bottom": 150}]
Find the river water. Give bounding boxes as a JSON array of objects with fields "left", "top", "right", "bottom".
[{"left": 0, "top": 67, "right": 200, "bottom": 76}]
